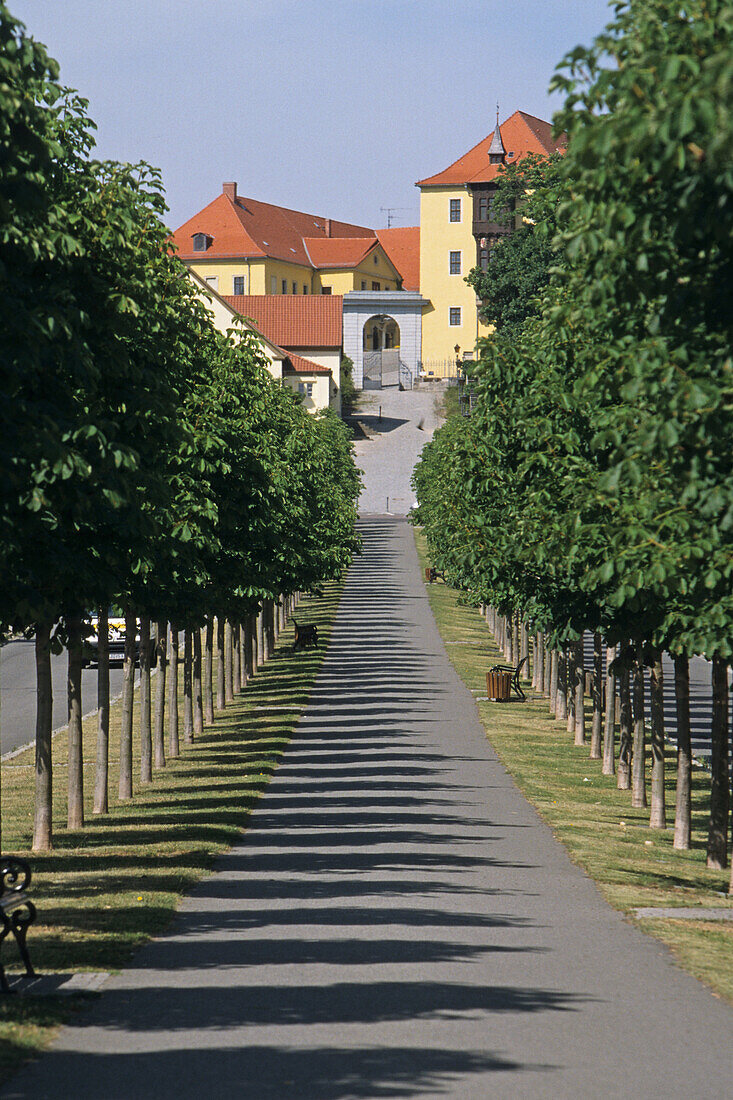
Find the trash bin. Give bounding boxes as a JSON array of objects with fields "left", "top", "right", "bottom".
[{"left": 486, "top": 669, "right": 512, "bottom": 702}]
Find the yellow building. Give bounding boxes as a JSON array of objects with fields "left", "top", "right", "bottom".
[
  {"left": 173, "top": 183, "right": 402, "bottom": 298},
  {"left": 187, "top": 270, "right": 339, "bottom": 415},
  {"left": 416, "top": 110, "right": 565, "bottom": 376}
]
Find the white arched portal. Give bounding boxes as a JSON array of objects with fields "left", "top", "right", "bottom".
[{"left": 343, "top": 291, "right": 428, "bottom": 390}]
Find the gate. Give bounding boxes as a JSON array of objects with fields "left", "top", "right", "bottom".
[
  {"left": 363, "top": 349, "right": 401, "bottom": 390},
  {"left": 363, "top": 350, "right": 382, "bottom": 390}
]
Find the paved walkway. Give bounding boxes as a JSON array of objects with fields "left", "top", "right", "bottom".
[
  {"left": 352, "top": 385, "right": 444, "bottom": 515},
  {"left": 5, "top": 518, "right": 731, "bottom": 1099}
]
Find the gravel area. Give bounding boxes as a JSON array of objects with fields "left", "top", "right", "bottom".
[{"left": 352, "top": 384, "right": 447, "bottom": 515}]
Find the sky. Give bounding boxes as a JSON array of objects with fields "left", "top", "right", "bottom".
[{"left": 12, "top": 0, "right": 614, "bottom": 232}]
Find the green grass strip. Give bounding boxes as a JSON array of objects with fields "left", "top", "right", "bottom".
[
  {"left": 414, "top": 529, "right": 733, "bottom": 1003},
  {"left": 0, "top": 583, "right": 342, "bottom": 1076}
]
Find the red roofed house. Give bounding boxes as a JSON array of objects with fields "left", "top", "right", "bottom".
[
  {"left": 172, "top": 183, "right": 403, "bottom": 299},
  {"left": 224, "top": 293, "right": 343, "bottom": 411},
  {"left": 416, "top": 109, "right": 564, "bottom": 376},
  {"left": 188, "top": 271, "right": 339, "bottom": 414}
]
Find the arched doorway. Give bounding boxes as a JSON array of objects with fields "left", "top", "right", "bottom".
[{"left": 362, "top": 315, "right": 401, "bottom": 388}]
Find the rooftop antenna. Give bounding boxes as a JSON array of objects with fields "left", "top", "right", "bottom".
[{"left": 380, "top": 206, "right": 412, "bottom": 228}]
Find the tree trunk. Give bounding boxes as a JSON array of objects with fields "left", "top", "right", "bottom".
[
  {"left": 707, "top": 656, "right": 729, "bottom": 869},
  {"left": 139, "top": 616, "right": 152, "bottom": 784},
  {"left": 590, "top": 633, "right": 603, "bottom": 759},
  {"left": 256, "top": 609, "right": 266, "bottom": 665},
  {"left": 224, "top": 619, "right": 234, "bottom": 703},
  {"left": 33, "top": 621, "right": 54, "bottom": 851},
  {"left": 183, "top": 628, "right": 194, "bottom": 745},
  {"left": 168, "top": 626, "right": 179, "bottom": 758},
  {"left": 617, "top": 666, "right": 632, "bottom": 789},
  {"left": 153, "top": 620, "right": 167, "bottom": 769},
  {"left": 118, "top": 610, "right": 136, "bottom": 801},
  {"left": 649, "top": 650, "right": 666, "bottom": 828},
  {"left": 673, "top": 654, "right": 692, "bottom": 850},
  {"left": 574, "top": 640, "right": 586, "bottom": 746},
  {"left": 93, "top": 607, "right": 110, "bottom": 814},
  {"left": 193, "top": 628, "right": 204, "bottom": 735},
  {"left": 266, "top": 599, "right": 276, "bottom": 656},
  {"left": 631, "top": 645, "right": 647, "bottom": 808},
  {"left": 567, "top": 648, "right": 576, "bottom": 734},
  {"left": 556, "top": 649, "right": 567, "bottom": 721},
  {"left": 66, "top": 615, "right": 84, "bottom": 830},
  {"left": 602, "top": 645, "right": 616, "bottom": 776},
  {"left": 204, "top": 620, "right": 214, "bottom": 724},
  {"left": 246, "top": 615, "right": 256, "bottom": 678},
  {"left": 533, "top": 633, "right": 541, "bottom": 691},
  {"left": 216, "top": 617, "right": 226, "bottom": 710},
  {"left": 233, "top": 622, "right": 242, "bottom": 694},
  {"left": 520, "top": 619, "right": 528, "bottom": 666},
  {"left": 550, "top": 649, "right": 559, "bottom": 713}
]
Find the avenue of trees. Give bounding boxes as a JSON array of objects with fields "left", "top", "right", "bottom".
[
  {"left": 414, "top": 0, "right": 733, "bottom": 889},
  {"left": 0, "top": 2, "right": 361, "bottom": 852}
]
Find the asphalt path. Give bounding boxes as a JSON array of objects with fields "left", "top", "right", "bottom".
[
  {"left": 5, "top": 517, "right": 731, "bottom": 1099},
  {"left": 0, "top": 639, "right": 126, "bottom": 758}
]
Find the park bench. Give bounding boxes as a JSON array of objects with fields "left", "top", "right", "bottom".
[
  {"left": 292, "top": 618, "right": 319, "bottom": 651},
  {"left": 487, "top": 655, "right": 529, "bottom": 701},
  {"left": 0, "top": 856, "right": 37, "bottom": 993}
]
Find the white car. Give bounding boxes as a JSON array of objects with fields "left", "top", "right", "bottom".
[{"left": 83, "top": 610, "right": 150, "bottom": 667}]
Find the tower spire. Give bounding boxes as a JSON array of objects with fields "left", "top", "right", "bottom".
[{"left": 488, "top": 105, "right": 506, "bottom": 165}]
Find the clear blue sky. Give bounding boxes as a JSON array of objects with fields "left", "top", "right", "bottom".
[{"left": 12, "top": 0, "right": 613, "bottom": 232}]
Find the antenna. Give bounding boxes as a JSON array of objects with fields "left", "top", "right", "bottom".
[{"left": 380, "top": 206, "right": 412, "bottom": 228}]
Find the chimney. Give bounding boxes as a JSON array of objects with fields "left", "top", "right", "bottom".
[
  {"left": 223, "top": 181, "right": 237, "bottom": 202},
  {"left": 324, "top": 218, "right": 332, "bottom": 237}
]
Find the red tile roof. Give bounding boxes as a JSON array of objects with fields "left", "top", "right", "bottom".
[
  {"left": 416, "top": 111, "right": 565, "bottom": 188},
  {"left": 303, "top": 237, "right": 377, "bottom": 268},
  {"left": 377, "top": 227, "right": 420, "bottom": 291},
  {"left": 283, "top": 351, "right": 332, "bottom": 375},
  {"left": 173, "top": 189, "right": 376, "bottom": 265},
  {"left": 224, "top": 294, "right": 343, "bottom": 348}
]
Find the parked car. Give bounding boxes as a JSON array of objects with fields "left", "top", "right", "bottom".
[{"left": 82, "top": 610, "right": 153, "bottom": 667}]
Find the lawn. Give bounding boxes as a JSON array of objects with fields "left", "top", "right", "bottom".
[
  {"left": 0, "top": 585, "right": 342, "bottom": 1076},
  {"left": 414, "top": 529, "right": 733, "bottom": 1003}
]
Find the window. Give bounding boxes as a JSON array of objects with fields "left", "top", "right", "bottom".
[
  {"left": 321, "top": 286, "right": 332, "bottom": 295},
  {"left": 293, "top": 282, "right": 298, "bottom": 294},
  {"left": 361, "top": 280, "right": 366, "bottom": 290},
  {"left": 479, "top": 248, "right": 489, "bottom": 271},
  {"left": 204, "top": 275, "right": 218, "bottom": 291},
  {"left": 374, "top": 254, "right": 379, "bottom": 265},
  {"left": 478, "top": 195, "right": 489, "bottom": 221},
  {"left": 449, "top": 199, "right": 461, "bottom": 222},
  {"left": 449, "top": 251, "right": 461, "bottom": 275},
  {"left": 372, "top": 281, "right": 381, "bottom": 291},
  {"left": 233, "top": 274, "right": 246, "bottom": 295},
  {"left": 298, "top": 382, "right": 314, "bottom": 398},
  {"left": 449, "top": 307, "right": 461, "bottom": 326},
  {"left": 281, "top": 279, "right": 288, "bottom": 294},
  {"left": 192, "top": 233, "right": 208, "bottom": 251},
  {"left": 303, "top": 285, "right": 308, "bottom": 294},
  {"left": 271, "top": 276, "right": 277, "bottom": 294}
]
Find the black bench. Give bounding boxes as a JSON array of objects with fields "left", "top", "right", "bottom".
[
  {"left": 292, "top": 618, "right": 319, "bottom": 651},
  {"left": 1, "top": 856, "right": 37, "bottom": 993},
  {"left": 488, "top": 656, "right": 529, "bottom": 701}
]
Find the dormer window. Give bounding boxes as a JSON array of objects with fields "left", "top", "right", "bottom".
[{"left": 192, "top": 233, "right": 210, "bottom": 252}]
